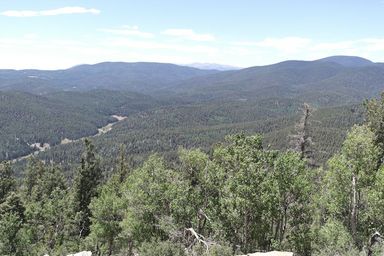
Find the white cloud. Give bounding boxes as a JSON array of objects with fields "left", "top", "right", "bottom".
[
  {"left": 1, "top": 6, "right": 100, "bottom": 17},
  {"left": 228, "top": 36, "right": 384, "bottom": 66},
  {"left": 0, "top": 34, "right": 220, "bottom": 69},
  {"left": 359, "top": 38, "right": 384, "bottom": 51},
  {"left": 3, "top": 32, "right": 384, "bottom": 69},
  {"left": 104, "top": 38, "right": 218, "bottom": 55},
  {"left": 162, "top": 29, "right": 215, "bottom": 41},
  {"left": 234, "top": 37, "right": 312, "bottom": 54},
  {"left": 311, "top": 41, "right": 355, "bottom": 51},
  {"left": 99, "top": 26, "right": 154, "bottom": 38}
]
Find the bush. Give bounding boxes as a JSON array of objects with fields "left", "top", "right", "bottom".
[
  {"left": 138, "top": 240, "right": 186, "bottom": 256},
  {"left": 312, "top": 219, "right": 360, "bottom": 256},
  {"left": 188, "top": 243, "right": 233, "bottom": 256}
]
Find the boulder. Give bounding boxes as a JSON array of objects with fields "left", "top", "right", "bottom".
[
  {"left": 238, "top": 251, "right": 293, "bottom": 256},
  {"left": 67, "top": 251, "right": 92, "bottom": 256}
]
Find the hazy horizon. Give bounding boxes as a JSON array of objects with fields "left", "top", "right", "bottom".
[{"left": 1, "top": 54, "right": 378, "bottom": 71}]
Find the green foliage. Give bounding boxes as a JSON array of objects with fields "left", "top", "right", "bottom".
[
  {"left": 212, "top": 134, "right": 313, "bottom": 254},
  {"left": 0, "top": 192, "right": 25, "bottom": 221},
  {"left": 0, "top": 161, "right": 16, "bottom": 202},
  {"left": 88, "top": 178, "right": 124, "bottom": 255},
  {"left": 18, "top": 159, "right": 73, "bottom": 255},
  {"left": 189, "top": 243, "right": 233, "bottom": 256},
  {"left": 72, "top": 139, "right": 104, "bottom": 238},
  {"left": 0, "top": 212, "right": 25, "bottom": 255},
  {"left": 2, "top": 87, "right": 384, "bottom": 255},
  {"left": 312, "top": 219, "right": 359, "bottom": 256},
  {"left": 138, "top": 240, "right": 186, "bottom": 256},
  {"left": 323, "top": 125, "right": 379, "bottom": 246},
  {"left": 365, "top": 92, "right": 384, "bottom": 163},
  {"left": 0, "top": 89, "right": 156, "bottom": 161},
  {"left": 367, "top": 165, "right": 384, "bottom": 235},
  {"left": 0, "top": 192, "right": 26, "bottom": 256},
  {"left": 119, "top": 155, "right": 177, "bottom": 246},
  {"left": 137, "top": 240, "right": 233, "bottom": 256},
  {"left": 35, "top": 99, "right": 362, "bottom": 172}
]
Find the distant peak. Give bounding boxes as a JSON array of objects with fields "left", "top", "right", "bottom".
[
  {"left": 184, "top": 63, "right": 241, "bottom": 71},
  {"left": 316, "top": 55, "right": 374, "bottom": 67}
]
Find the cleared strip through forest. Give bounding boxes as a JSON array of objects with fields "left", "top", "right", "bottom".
[{"left": 11, "top": 115, "right": 127, "bottom": 163}]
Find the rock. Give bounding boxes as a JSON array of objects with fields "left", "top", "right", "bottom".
[
  {"left": 238, "top": 251, "right": 293, "bottom": 256},
  {"left": 67, "top": 251, "right": 92, "bottom": 256},
  {"left": 369, "top": 231, "right": 383, "bottom": 256}
]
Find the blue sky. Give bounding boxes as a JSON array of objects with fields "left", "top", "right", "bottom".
[{"left": 1, "top": 0, "right": 384, "bottom": 69}]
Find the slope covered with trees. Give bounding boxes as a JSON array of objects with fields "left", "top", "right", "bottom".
[
  {"left": 1, "top": 93, "right": 383, "bottom": 255},
  {"left": 162, "top": 60, "right": 384, "bottom": 106},
  {"left": 33, "top": 99, "right": 362, "bottom": 172},
  {"left": 0, "top": 62, "right": 219, "bottom": 94},
  {"left": 0, "top": 90, "right": 158, "bottom": 161},
  {"left": 1, "top": 56, "right": 382, "bottom": 166}
]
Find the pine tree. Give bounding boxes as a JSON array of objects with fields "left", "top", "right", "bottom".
[
  {"left": 0, "top": 161, "right": 16, "bottom": 203},
  {"left": 0, "top": 192, "right": 26, "bottom": 255},
  {"left": 72, "top": 139, "right": 104, "bottom": 238},
  {"left": 291, "top": 103, "right": 314, "bottom": 166},
  {"left": 364, "top": 92, "right": 384, "bottom": 166},
  {"left": 22, "top": 163, "right": 71, "bottom": 255},
  {"left": 116, "top": 144, "right": 132, "bottom": 183},
  {"left": 24, "top": 158, "right": 45, "bottom": 197}
]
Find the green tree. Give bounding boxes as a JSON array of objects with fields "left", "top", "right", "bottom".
[
  {"left": 0, "top": 161, "right": 16, "bottom": 203},
  {"left": 172, "top": 148, "right": 212, "bottom": 234},
  {"left": 365, "top": 92, "right": 384, "bottom": 165},
  {"left": 119, "top": 155, "right": 178, "bottom": 252},
  {"left": 138, "top": 240, "right": 186, "bottom": 256},
  {"left": 323, "top": 125, "right": 380, "bottom": 247},
  {"left": 72, "top": 139, "right": 104, "bottom": 238},
  {"left": 24, "top": 158, "right": 45, "bottom": 197},
  {"left": 367, "top": 165, "right": 384, "bottom": 237},
  {"left": 212, "top": 134, "right": 276, "bottom": 253},
  {"left": 20, "top": 161, "right": 72, "bottom": 255},
  {"left": 88, "top": 178, "right": 124, "bottom": 256},
  {"left": 272, "top": 151, "right": 313, "bottom": 254},
  {"left": 0, "top": 192, "right": 26, "bottom": 256},
  {"left": 312, "top": 219, "right": 359, "bottom": 256},
  {"left": 209, "top": 134, "right": 313, "bottom": 254}
]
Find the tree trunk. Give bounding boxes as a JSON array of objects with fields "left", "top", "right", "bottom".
[{"left": 351, "top": 173, "right": 357, "bottom": 240}]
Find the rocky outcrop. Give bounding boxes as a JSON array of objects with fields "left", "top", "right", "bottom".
[
  {"left": 67, "top": 251, "right": 92, "bottom": 256},
  {"left": 44, "top": 251, "right": 92, "bottom": 256},
  {"left": 238, "top": 251, "right": 293, "bottom": 256},
  {"left": 368, "top": 231, "right": 383, "bottom": 256}
]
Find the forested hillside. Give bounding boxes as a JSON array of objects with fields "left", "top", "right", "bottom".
[
  {"left": 1, "top": 93, "right": 383, "bottom": 256},
  {"left": 162, "top": 57, "right": 384, "bottom": 105},
  {"left": 35, "top": 99, "right": 363, "bottom": 172},
  {"left": 1, "top": 56, "right": 380, "bottom": 170},
  {"left": 0, "top": 63, "right": 218, "bottom": 94},
  {"left": 0, "top": 90, "right": 158, "bottom": 161}
]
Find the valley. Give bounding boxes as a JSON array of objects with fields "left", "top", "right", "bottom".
[
  {"left": 0, "top": 55, "right": 382, "bottom": 256},
  {"left": 11, "top": 114, "right": 127, "bottom": 163},
  {"left": 0, "top": 56, "right": 373, "bottom": 168}
]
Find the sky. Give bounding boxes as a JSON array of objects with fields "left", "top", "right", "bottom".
[{"left": 1, "top": 0, "right": 384, "bottom": 69}]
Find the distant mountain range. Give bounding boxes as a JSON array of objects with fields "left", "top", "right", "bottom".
[
  {"left": 183, "top": 63, "right": 241, "bottom": 71},
  {"left": 162, "top": 56, "right": 384, "bottom": 106},
  {"left": 0, "top": 62, "right": 218, "bottom": 94},
  {"left": 0, "top": 56, "right": 381, "bottom": 100},
  {"left": 317, "top": 55, "right": 375, "bottom": 67}
]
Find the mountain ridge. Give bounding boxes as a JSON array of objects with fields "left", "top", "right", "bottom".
[{"left": 316, "top": 55, "right": 375, "bottom": 67}]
